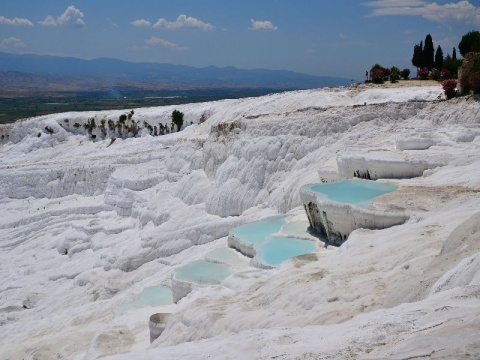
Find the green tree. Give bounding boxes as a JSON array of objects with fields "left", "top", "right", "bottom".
[
  {"left": 443, "top": 54, "right": 462, "bottom": 78},
  {"left": 171, "top": 109, "right": 184, "bottom": 132},
  {"left": 412, "top": 43, "right": 424, "bottom": 68},
  {"left": 401, "top": 68, "right": 411, "bottom": 80},
  {"left": 434, "top": 45, "right": 444, "bottom": 70},
  {"left": 424, "top": 34, "right": 435, "bottom": 70},
  {"left": 369, "top": 64, "right": 385, "bottom": 84},
  {"left": 390, "top": 66, "right": 400, "bottom": 82},
  {"left": 452, "top": 47, "right": 457, "bottom": 61},
  {"left": 459, "top": 31, "right": 480, "bottom": 57}
]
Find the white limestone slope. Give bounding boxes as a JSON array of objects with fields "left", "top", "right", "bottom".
[{"left": 1, "top": 84, "right": 480, "bottom": 359}]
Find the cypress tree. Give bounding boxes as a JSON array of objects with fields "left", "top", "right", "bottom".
[
  {"left": 412, "top": 43, "right": 423, "bottom": 68},
  {"left": 419, "top": 41, "right": 424, "bottom": 67},
  {"left": 452, "top": 47, "right": 457, "bottom": 60},
  {"left": 424, "top": 34, "right": 435, "bottom": 70},
  {"left": 434, "top": 45, "right": 443, "bottom": 70}
]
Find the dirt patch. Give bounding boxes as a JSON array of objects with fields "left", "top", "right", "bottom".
[
  {"left": 360, "top": 79, "right": 441, "bottom": 89},
  {"left": 373, "top": 186, "right": 478, "bottom": 212}
]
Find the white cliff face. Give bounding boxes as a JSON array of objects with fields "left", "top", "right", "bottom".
[{"left": 1, "top": 84, "right": 480, "bottom": 359}]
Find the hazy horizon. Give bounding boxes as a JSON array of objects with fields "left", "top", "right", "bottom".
[{"left": 0, "top": 1, "right": 478, "bottom": 79}]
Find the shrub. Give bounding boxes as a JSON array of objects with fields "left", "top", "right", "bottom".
[
  {"left": 401, "top": 68, "right": 411, "bottom": 80},
  {"left": 199, "top": 113, "right": 208, "bottom": 123},
  {"left": 212, "top": 121, "right": 242, "bottom": 137},
  {"left": 389, "top": 67, "right": 400, "bottom": 82},
  {"left": 391, "top": 66, "right": 400, "bottom": 73},
  {"left": 119, "top": 114, "right": 127, "bottom": 123},
  {"left": 443, "top": 56, "right": 462, "bottom": 78},
  {"left": 417, "top": 67, "right": 429, "bottom": 80},
  {"left": 430, "top": 69, "right": 441, "bottom": 81},
  {"left": 171, "top": 109, "right": 184, "bottom": 132},
  {"left": 390, "top": 71, "right": 400, "bottom": 83},
  {"left": 441, "top": 69, "right": 451, "bottom": 79},
  {"left": 442, "top": 79, "right": 457, "bottom": 99},
  {"left": 84, "top": 118, "right": 96, "bottom": 135}
]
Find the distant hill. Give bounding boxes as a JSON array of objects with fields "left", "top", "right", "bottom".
[{"left": 0, "top": 52, "right": 352, "bottom": 93}]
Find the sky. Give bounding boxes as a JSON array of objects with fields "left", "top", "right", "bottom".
[{"left": 0, "top": 1, "right": 478, "bottom": 79}]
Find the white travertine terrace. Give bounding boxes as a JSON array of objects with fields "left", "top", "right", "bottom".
[{"left": 2, "top": 84, "right": 480, "bottom": 359}]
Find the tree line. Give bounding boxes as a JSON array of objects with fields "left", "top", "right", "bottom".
[
  {"left": 411, "top": 31, "right": 480, "bottom": 95},
  {"left": 369, "top": 31, "right": 480, "bottom": 85},
  {"left": 411, "top": 34, "right": 462, "bottom": 78}
]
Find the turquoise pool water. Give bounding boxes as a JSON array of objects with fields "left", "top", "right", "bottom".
[
  {"left": 174, "top": 259, "right": 232, "bottom": 285},
  {"left": 114, "top": 286, "right": 173, "bottom": 316},
  {"left": 205, "top": 248, "right": 250, "bottom": 269},
  {"left": 255, "top": 236, "right": 317, "bottom": 266},
  {"left": 305, "top": 179, "right": 397, "bottom": 204},
  {"left": 280, "top": 220, "right": 315, "bottom": 240},
  {"left": 232, "top": 215, "right": 286, "bottom": 244}
]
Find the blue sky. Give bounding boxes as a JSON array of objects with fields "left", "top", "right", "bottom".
[{"left": 0, "top": 1, "right": 478, "bottom": 79}]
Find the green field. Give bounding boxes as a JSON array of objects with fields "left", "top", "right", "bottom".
[{"left": 0, "top": 88, "right": 279, "bottom": 124}]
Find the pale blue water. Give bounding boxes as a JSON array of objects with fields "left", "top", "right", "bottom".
[
  {"left": 174, "top": 259, "right": 232, "bottom": 285},
  {"left": 255, "top": 236, "right": 317, "bottom": 266},
  {"left": 280, "top": 220, "right": 314, "bottom": 239},
  {"left": 305, "top": 179, "right": 397, "bottom": 204},
  {"left": 232, "top": 215, "right": 286, "bottom": 244},
  {"left": 114, "top": 286, "right": 173, "bottom": 316},
  {"left": 205, "top": 248, "right": 250, "bottom": 269}
]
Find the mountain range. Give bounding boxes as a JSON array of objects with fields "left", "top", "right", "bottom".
[{"left": 0, "top": 52, "right": 352, "bottom": 94}]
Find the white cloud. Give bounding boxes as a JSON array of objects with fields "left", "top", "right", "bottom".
[
  {"left": 153, "top": 15, "right": 213, "bottom": 30},
  {"left": 364, "top": 0, "right": 480, "bottom": 25},
  {"left": 0, "top": 16, "right": 34, "bottom": 27},
  {"left": 58, "top": 5, "right": 85, "bottom": 27},
  {"left": 364, "top": 0, "right": 426, "bottom": 7},
  {"left": 39, "top": 5, "right": 85, "bottom": 28},
  {"left": 339, "top": 33, "right": 346, "bottom": 39},
  {"left": 0, "top": 37, "right": 26, "bottom": 49},
  {"left": 146, "top": 36, "right": 187, "bottom": 51},
  {"left": 38, "top": 15, "right": 57, "bottom": 27},
  {"left": 131, "top": 19, "right": 151, "bottom": 27},
  {"left": 249, "top": 19, "right": 278, "bottom": 31}
]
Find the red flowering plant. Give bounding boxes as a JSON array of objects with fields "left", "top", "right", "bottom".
[
  {"left": 442, "top": 79, "right": 457, "bottom": 99},
  {"left": 417, "top": 67, "right": 429, "bottom": 80}
]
